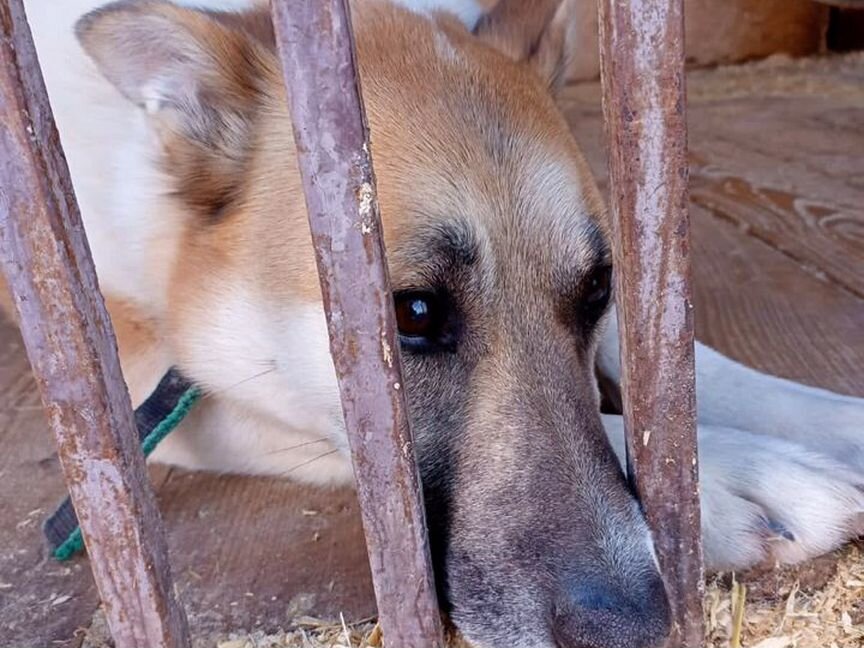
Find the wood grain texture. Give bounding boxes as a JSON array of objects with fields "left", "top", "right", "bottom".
[
  {"left": 269, "top": 1, "right": 443, "bottom": 646},
  {"left": 0, "top": 312, "right": 376, "bottom": 647},
  {"left": 562, "top": 53, "right": 864, "bottom": 398},
  {"left": 156, "top": 472, "right": 375, "bottom": 639},
  {"left": 597, "top": 1, "right": 704, "bottom": 646},
  {"left": 0, "top": 317, "right": 100, "bottom": 648},
  {"left": 689, "top": 203, "right": 864, "bottom": 396},
  {"left": 559, "top": 0, "right": 829, "bottom": 82},
  {"left": 0, "top": 2, "right": 189, "bottom": 647},
  {"left": 2, "top": 45, "right": 863, "bottom": 648},
  {"left": 685, "top": 63, "right": 864, "bottom": 301}
]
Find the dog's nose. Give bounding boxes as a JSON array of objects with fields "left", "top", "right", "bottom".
[{"left": 551, "top": 572, "right": 671, "bottom": 648}]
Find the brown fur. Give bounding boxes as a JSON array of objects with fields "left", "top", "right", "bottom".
[
  {"left": 70, "top": 2, "right": 670, "bottom": 646},
  {"left": 8, "top": 3, "right": 864, "bottom": 646}
]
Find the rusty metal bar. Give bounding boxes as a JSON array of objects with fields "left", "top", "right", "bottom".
[
  {"left": 597, "top": 1, "right": 705, "bottom": 647},
  {"left": 269, "top": 1, "right": 444, "bottom": 646},
  {"left": 0, "top": 2, "right": 190, "bottom": 647}
]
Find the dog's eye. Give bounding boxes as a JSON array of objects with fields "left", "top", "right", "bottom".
[
  {"left": 394, "top": 291, "right": 449, "bottom": 350},
  {"left": 582, "top": 265, "right": 612, "bottom": 317}
]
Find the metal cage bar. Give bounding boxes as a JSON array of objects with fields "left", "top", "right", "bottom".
[
  {"left": 269, "top": 1, "right": 444, "bottom": 647},
  {"left": 0, "top": 1, "right": 190, "bottom": 647},
  {"left": 598, "top": 1, "right": 705, "bottom": 646},
  {"left": 0, "top": 0, "right": 705, "bottom": 645}
]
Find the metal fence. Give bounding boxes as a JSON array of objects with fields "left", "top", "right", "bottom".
[{"left": 0, "top": 0, "right": 702, "bottom": 647}]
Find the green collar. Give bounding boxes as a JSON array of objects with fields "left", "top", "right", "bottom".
[{"left": 44, "top": 369, "right": 201, "bottom": 561}]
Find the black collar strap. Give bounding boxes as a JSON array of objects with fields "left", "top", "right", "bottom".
[{"left": 44, "top": 368, "right": 200, "bottom": 561}]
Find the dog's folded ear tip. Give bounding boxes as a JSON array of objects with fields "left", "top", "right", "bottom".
[
  {"left": 73, "top": 0, "right": 246, "bottom": 109},
  {"left": 74, "top": 0, "right": 148, "bottom": 37},
  {"left": 74, "top": 0, "right": 190, "bottom": 49},
  {"left": 73, "top": 5, "right": 108, "bottom": 45},
  {"left": 471, "top": 0, "right": 578, "bottom": 95},
  {"left": 74, "top": 1, "right": 142, "bottom": 53}
]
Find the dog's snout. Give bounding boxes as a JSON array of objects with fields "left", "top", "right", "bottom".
[{"left": 552, "top": 571, "right": 671, "bottom": 648}]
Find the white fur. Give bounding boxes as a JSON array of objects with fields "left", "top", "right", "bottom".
[
  {"left": 152, "top": 396, "right": 354, "bottom": 483},
  {"left": 602, "top": 414, "right": 864, "bottom": 570},
  {"left": 20, "top": 0, "right": 482, "bottom": 307},
  {"left": 24, "top": 0, "right": 192, "bottom": 315},
  {"left": 598, "top": 310, "right": 864, "bottom": 473},
  {"left": 20, "top": 0, "right": 480, "bottom": 477},
  {"left": 599, "top": 308, "right": 864, "bottom": 569},
  {"left": 177, "top": 290, "right": 347, "bottom": 450},
  {"left": 392, "top": 0, "right": 483, "bottom": 29},
  {"left": 23, "top": 0, "right": 864, "bottom": 576}
]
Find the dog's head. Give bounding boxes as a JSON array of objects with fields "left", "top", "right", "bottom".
[{"left": 77, "top": 1, "right": 670, "bottom": 646}]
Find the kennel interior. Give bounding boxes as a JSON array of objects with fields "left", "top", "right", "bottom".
[{"left": 1, "top": 1, "right": 863, "bottom": 647}]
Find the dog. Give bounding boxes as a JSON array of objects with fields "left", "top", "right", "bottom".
[{"left": 11, "top": 0, "right": 864, "bottom": 646}]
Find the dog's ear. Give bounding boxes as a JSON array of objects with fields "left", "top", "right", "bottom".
[
  {"left": 473, "top": 0, "right": 577, "bottom": 92},
  {"left": 76, "top": 0, "right": 277, "bottom": 216},
  {"left": 76, "top": 0, "right": 274, "bottom": 115},
  {"left": 75, "top": 0, "right": 276, "bottom": 113}
]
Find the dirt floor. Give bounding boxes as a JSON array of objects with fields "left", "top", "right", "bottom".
[
  {"left": 77, "top": 545, "right": 864, "bottom": 647},
  {"left": 1, "top": 52, "right": 863, "bottom": 648}
]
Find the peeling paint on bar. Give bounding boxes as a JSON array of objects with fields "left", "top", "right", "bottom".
[
  {"left": 269, "top": 1, "right": 444, "bottom": 647},
  {"left": 0, "top": 2, "right": 190, "bottom": 647},
  {"left": 598, "top": 1, "right": 705, "bottom": 647}
]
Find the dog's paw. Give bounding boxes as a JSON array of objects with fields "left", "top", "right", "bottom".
[{"left": 699, "top": 426, "right": 864, "bottom": 572}]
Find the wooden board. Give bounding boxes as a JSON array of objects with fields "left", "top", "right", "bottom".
[
  {"left": 0, "top": 311, "right": 374, "bottom": 647},
  {"left": 561, "top": 53, "right": 864, "bottom": 395},
  {"left": 559, "top": 0, "right": 829, "bottom": 82},
  {"left": 0, "top": 318, "right": 100, "bottom": 648},
  {"left": 1, "top": 53, "right": 863, "bottom": 647},
  {"left": 155, "top": 472, "right": 375, "bottom": 639}
]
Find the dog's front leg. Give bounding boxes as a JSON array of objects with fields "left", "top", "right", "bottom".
[
  {"left": 601, "top": 414, "right": 864, "bottom": 571},
  {"left": 596, "top": 310, "right": 864, "bottom": 472}
]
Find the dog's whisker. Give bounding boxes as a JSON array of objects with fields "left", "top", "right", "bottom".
[
  {"left": 261, "top": 437, "right": 331, "bottom": 457},
  {"left": 251, "top": 358, "right": 277, "bottom": 368},
  {"left": 279, "top": 449, "right": 341, "bottom": 478},
  {"left": 201, "top": 367, "right": 278, "bottom": 400}
]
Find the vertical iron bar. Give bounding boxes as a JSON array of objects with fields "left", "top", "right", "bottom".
[
  {"left": 0, "top": 2, "right": 190, "bottom": 647},
  {"left": 597, "top": 1, "right": 705, "bottom": 646},
  {"left": 268, "top": 1, "right": 444, "bottom": 646}
]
